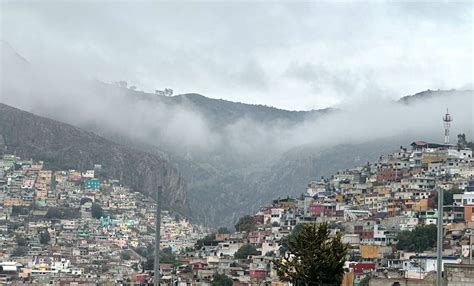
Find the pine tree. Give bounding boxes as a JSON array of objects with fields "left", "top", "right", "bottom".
[{"left": 273, "top": 222, "right": 347, "bottom": 285}]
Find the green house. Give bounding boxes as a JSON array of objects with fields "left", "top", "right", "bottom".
[
  {"left": 2, "top": 154, "right": 16, "bottom": 170},
  {"left": 84, "top": 178, "right": 100, "bottom": 190}
]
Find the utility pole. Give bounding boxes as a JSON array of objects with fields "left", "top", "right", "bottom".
[
  {"left": 436, "top": 187, "right": 444, "bottom": 286},
  {"left": 470, "top": 234, "right": 473, "bottom": 265},
  {"left": 154, "top": 186, "right": 162, "bottom": 286}
]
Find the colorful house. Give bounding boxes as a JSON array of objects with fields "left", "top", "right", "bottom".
[{"left": 84, "top": 178, "right": 100, "bottom": 190}]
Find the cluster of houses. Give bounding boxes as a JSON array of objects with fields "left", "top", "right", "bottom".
[
  {"left": 0, "top": 155, "right": 207, "bottom": 284},
  {"left": 165, "top": 141, "right": 474, "bottom": 286},
  {"left": 1, "top": 138, "right": 474, "bottom": 285}
]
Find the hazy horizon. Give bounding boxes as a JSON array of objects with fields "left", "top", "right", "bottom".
[{"left": 1, "top": 1, "right": 472, "bottom": 111}]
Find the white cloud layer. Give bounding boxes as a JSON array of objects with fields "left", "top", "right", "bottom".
[{"left": 1, "top": 1, "right": 472, "bottom": 110}]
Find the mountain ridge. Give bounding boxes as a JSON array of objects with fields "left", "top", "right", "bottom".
[{"left": 0, "top": 103, "right": 190, "bottom": 217}]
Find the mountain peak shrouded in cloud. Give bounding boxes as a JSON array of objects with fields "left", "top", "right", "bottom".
[
  {"left": 1, "top": 1, "right": 472, "bottom": 110},
  {"left": 1, "top": 1, "right": 473, "bottom": 226},
  {"left": 1, "top": 40, "right": 473, "bottom": 225}
]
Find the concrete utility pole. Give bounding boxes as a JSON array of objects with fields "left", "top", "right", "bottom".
[
  {"left": 469, "top": 234, "right": 473, "bottom": 265},
  {"left": 154, "top": 186, "right": 162, "bottom": 286},
  {"left": 436, "top": 187, "right": 444, "bottom": 286}
]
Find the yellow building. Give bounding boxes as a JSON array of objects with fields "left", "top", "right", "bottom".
[
  {"left": 359, "top": 244, "right": 381, "bottom": 259},
  {"left": 4, "top": 197, "right": 29, "bottom": 207}
]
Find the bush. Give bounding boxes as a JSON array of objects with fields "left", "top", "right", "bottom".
[
  {"left": 195, "top": 234, "right": 215, "bottom": 250},
  {"left": 212, "top": 273, "right": 233, "bottom": 286},
  {"left": 235, "top": 215, "right": 256, "bottom": 232},
  {"left": 16, "top": 236, "right": 28, "bottom": 246},
  {"left": 234, "top": 244, "right": 259, "bottom": 259},
  {"left": 91, "top": 203, "right": 104, "bottom": 219},
  {"left": 396, "top": 224, "right": 437, "bottom": 252},
  {"left": 46, "top": 207, "right": 79, "bottom": 219},
  {"left": 121, "top": 252, "right": 131, "bottom": 260},
  {"left": 11, "top": 246, "right": 28, "bottom": 257},
  {"left": 39, "top": 229, "right": 51, "bottom": 244}
]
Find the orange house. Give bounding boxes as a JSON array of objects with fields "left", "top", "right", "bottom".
[{"left": 464, "top": 205, "right": 474, "bottom": 222}]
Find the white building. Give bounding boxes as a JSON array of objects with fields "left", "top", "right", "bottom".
[
  {"left": 453, "top": 192, "right": 474, "bottom": 206},
  {"left": 402, "top": 256, "right": 461, "bottom": 279},
  {"left": 216, "top": 240, "right": 242, "bottom": 257},
  {"left": 81, "top": 170, "right": 95, "bottom": 178}
]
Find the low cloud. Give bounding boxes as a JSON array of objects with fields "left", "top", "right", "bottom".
[
  {"left": 1, "top": 43, "right": 472, "bottom": 164},
  {"left": 1, "top": 2, "right": 471, "bottom": 110}
]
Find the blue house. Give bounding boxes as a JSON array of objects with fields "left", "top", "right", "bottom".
[{"left": 84, "top": 178, "right": 100, "bottom": 190}]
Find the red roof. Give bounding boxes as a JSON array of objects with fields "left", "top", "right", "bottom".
[{"left": 412, "top": 141, "right": 427, "bottom": 146}]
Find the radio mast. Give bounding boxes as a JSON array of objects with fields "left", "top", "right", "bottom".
[{"left": 442, "top": 109, "right": 452, "bottom": 144}]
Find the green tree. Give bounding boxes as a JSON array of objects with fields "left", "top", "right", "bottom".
[
  {"left": 135, "top": 246, "right": 150, "bottom": 258},
  {"left": 11, "top": 246, "right": 28, "bottom": 257},
  {"left": 234, "top": 244, "right": 259, "bottom": 259},
  {"left": 273, "top": 222, "right": 347, "bottom": 286},
  {"left": 431, "top": 188, "right": 464, "bottom": 206},
  {"left": 279, "top": 224, "right": 304, "bottom": 253},
  {"left": 396, "top": 224, "right": 437, "bottom": 252},
  {"left": 194, "top": 234, "right": 215, "bottom": 250},
  {"left": 467, "top": 141, "right": 474, "bottom": 151},
  {"left": 16, "top": 235, "right": 28, "bottom": 246},
  {"left": 235, "top": 215, "right": 256, "bottom": 232},
  {"left": 160, "top": 247, "right": 180, "bottom": 266},
  {"left": 212, "top": 273, "right": 233, "bottom": 286},
  {"left": 457, "top": 133, "right": 468, "bottom": 149},
  {"left": 91, "top": 203, "right": 104, "bottom": 219},
  {"left": 46, "top": 207, "right": 63, "bottom": 219},
  {"left": 121, "top": 252, "right": 131, "bottom": 260},
  {"left": 46, "top": 207, "right": 79, "bottom": 219},
  {"left": 11, "top": 206, "right": 30, "bottom": 216},
  {"left": 39, "top": 229, "right": 51, "bottom": 244},
  {"left": 137, "top": 245, "right": 180, "bottom": 268}
]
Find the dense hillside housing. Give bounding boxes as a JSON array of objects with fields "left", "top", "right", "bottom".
[{"left": 1, "top": 138, "right": 474, "bottom": 285}]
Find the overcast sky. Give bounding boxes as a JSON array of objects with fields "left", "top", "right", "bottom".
[{"left": 1, "top": 1, "right": 472, "bottom": 110}]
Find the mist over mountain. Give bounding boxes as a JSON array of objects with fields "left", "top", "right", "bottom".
[
  {"left": 0, "top": 103, "right": 190, "bottom": 216},
  {"left": 1, "top": 40, "right": 473, "bottom": 226}
]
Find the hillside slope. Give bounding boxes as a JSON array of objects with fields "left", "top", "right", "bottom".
[{"left": 0, "top": 103, "right": 190, "bottom": 216}]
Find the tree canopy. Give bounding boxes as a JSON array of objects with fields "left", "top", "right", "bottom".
[
  {"left": 279, "top": 223, "right": 304, "bottom": 253},
  {"left": 234, "top": 244, "right": 259, "bottom": 259},
  {"left": 235, "top": 215, "right": 256, "bottom": 233},
  {"left": 194, "top": 233, "right": 215, "bottom": 250},
  {"left": 273, "top": 222, "right": 347, "bottom": 285},
  {"left": 458, "top": 133, "right": 474, "bottom": 151},
  {"left": 39, "top": 229, "right": 51, "bottom": 245},
  {"left": 431, "top": 188, "right": 464, "bottom": 206},
  {"left": 11, "top": 246, "right": 28, "bottom": 257},
  {"left": 91, "top": 203, "right": 104, "bottom": 219},
  {"left": 121, "top": 252, "right": 131, "bottom": 260},
  {"left": 46, "top": 207, "right": 79, "bottom": 219},
  {"left": 160, "top": 247, "right": 179, "bottom": 266},
  {"left": 137, "top": 245, "right": 180, "bottom": 269},
  {"left": 212, "top": 273, "right": 233, "bottom": 286},
  {"left": 396, "top": 224, "right": 437, "bottom": 252},
  {"left": 16, "top": 235, "right": 28, "bottom": 246}
]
